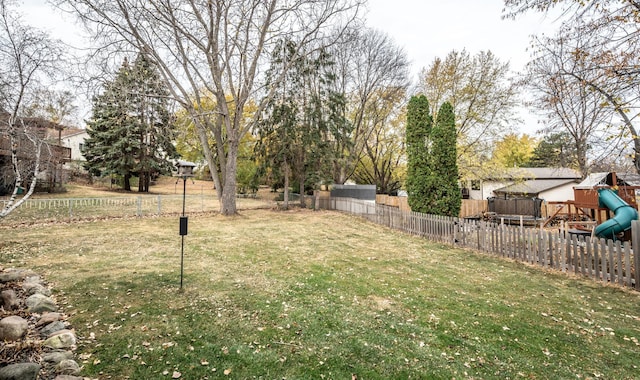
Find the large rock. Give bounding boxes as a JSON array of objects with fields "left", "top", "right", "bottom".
[
  {"left": 39, "top": 320, "right": 66, "bottom": 337},
  {"left": 25, "top": 293, "right": 57, "bottom": 313},
  {"left": 56, "top": 360, "right": 81, "bottom": 376},
  {"left": 36, "top": 312, "right": 64, "bottom": 327},
  {"left": 0, "top": 362, "right": 41, "bottom": 380},
  {"left": 43, "top": 330, "right": 76, "bottom": 349},
  {"left": 0, "top": 269, "right": 36, "bottom": 283},
  {"left": 0, "top": 316, "right": 28, "bottom": 341},
  {"left": 1, "top": 289, "right": 19, "bottom": 310},
  {"left": 22, "top": 282, "right": 51, "bottom": 297},
  {"left": 42, "top": 351, "right": 74, "bottom": 364}
]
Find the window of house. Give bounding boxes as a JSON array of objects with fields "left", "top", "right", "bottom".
[{"left": 471, "top": 180, "right": 481, "bottom": 190}]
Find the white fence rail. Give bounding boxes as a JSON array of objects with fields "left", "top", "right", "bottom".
[{"left": 0, "top": 194, "right": 212, "bottom": 222}]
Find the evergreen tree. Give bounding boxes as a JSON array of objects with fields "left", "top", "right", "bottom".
[
  {"left": 255, "top": 40, "right": 350, "bottom": 208},
  {"left": 427, "top": 102, "right": 461, "bottom": 217},
  {"left": 405, "top": 95, "right": 432, "bottom": 213},
  {"left": 527, "top": 132, "right": 578, "bottom": 169},
  {"left": 83, "top": 55, "right": 178, "bottom": 191}
]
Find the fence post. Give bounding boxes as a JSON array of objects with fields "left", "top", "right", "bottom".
[
  {"left": 69, "top": 199, "right": 73, "bottom": 220},
  {"left": 633, "top": 221, "right": 640, "bottom": 289},
  {"left": 157, "top": 195, "right": 162, "bottom": 214},
  {"left": 137, "top": 196, "right": 142, "bottom": 217}
]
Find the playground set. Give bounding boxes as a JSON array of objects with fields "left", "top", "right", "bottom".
[{"left": 545, "top": 172, "right": 640, "bottom": 241}]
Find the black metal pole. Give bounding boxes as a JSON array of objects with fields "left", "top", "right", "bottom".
[
  {"left": 182, "top": 177, "right": 187, "bottom": 216},
  {"left": 180, "top": 177, "right": 186, "bottom": 290},
  {"left": 180, "top": 234, "right": 185, "bottom": 289}
]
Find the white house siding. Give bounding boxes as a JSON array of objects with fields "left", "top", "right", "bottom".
[
  {"left": 481, "top": 181, "right": 511, "bottom": 200},
  {"left": 538, "top": 183, "right": 576, "bottom": 202},
  {"left": 61, "top": 130, "right": 88, "bottom": 162}
]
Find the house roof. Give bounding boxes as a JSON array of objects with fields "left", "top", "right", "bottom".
[
  {"left": 60, "top": 128, "right": 87, "bottom": 138},
  {"left": 487, "top": 167, "right": 581, "bottom": 181},
  {"left": 575, "top": 172, "right": 640, "bottom": 189},
  {"left": 0, "top": 112, "right": 65, "bottom": 132},
  {"left": 494, "top": 179, "right": 578, "bottom": 196}
]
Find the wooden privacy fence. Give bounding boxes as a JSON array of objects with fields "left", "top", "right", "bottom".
[
  {"left": 374, "top": 195, "right": 488, "bottom": 218},
  {"left": 322, "top": 197, "right": 640, "bottom": 290}
]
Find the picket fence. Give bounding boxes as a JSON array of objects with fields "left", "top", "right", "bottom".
[
  {"left": 0, "top": 194, "right": 212, "bottom": 221},
  {"left": 320, "top": 197, "right": 640, "bottom": 290}
]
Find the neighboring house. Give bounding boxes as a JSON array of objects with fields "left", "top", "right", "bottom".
[
  {"left": 0, "top": 113, "right": 71, "bottom": 194},
  {"left": 60, "top": 128, "right": 89, "bottom": 163},
  {"left": 463, "top": 167, "right": 581, "bottom": 202}
]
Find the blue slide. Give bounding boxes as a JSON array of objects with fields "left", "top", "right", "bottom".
[{"left": 594, "top": 188, "right": 638, "bottom": 239}]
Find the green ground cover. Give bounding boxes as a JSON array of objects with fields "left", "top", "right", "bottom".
[{"left": 1, "top": 209, "right": 639, "bottom": 379}]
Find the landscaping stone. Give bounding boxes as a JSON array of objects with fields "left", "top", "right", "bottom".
[
  {"left": 39, "top": 320, "right": 66, "bottom": 337},
  {"left": 23, "top": 275, "right": 41, "bottom": 284},
  {"left": 53, "top": 375, "right": 84, "bottom": 380},
  {"left": 36, "top": 312, "right": 64, "bottom": 327},
  {"left": 0, "top": 362, "right": 41, "bottom": 380},
  {"left": 23, "top": 282, "right": 51, "bottom": 296},
  {"left": 25, "top": 293, "right": 57, "bottom": 313},
  {"left": 43, "top": 330, "right": 76, "bottom": 349},
  {"left": 0, "top": 269, "right": 83, "bottom": 379},
  {"left": 56, "top": 360, "right": 81, "bottom": 376},
  {"left": 0, "top": 269, "right": 35, "bottom": 283},
  {"left": 42, "top": 351, "right": 74, "bottom": 364},
  {"left": 0, "top": 316, "right": 28, "bottom": 341},
  {"left": 1, "top": 289, "right": 19, "bottom": 310}
]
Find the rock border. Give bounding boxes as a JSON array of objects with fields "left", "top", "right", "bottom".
[{"left": 0, "top": 268, "right": 84, "bottom": 380}]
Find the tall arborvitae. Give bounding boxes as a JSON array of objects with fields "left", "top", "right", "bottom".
[
  {"left": 405, "top": 95, "right": 432, "bottom": 213},
  {"left": 83, "top": 55, "right": 177, "bottom": 191},
  {"left": 427, "top": 102, "right": 461, "bottom": 217}
]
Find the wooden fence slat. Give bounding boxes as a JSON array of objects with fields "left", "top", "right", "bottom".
[
  {"left": 634, "top": 221, "right": 640, "bottom": 289},
  {"left": 303, "top": 198, "right": 640, "bottom": 291},
  {"left": 608, "top": 240, "right": 615, "bottom": 283},
  {"left": 624, "top": 243, "right": 632, "bottom": 287},
  {"left": 586, "top": 237, "right": 593, "bottom": 279},
  {"left": 616, "top": 241, "right": 623, "bottom": 286}
]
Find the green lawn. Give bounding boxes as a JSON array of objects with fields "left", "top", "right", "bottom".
[{"left": 2, "top": 209, "right": 639, "bottom": 379}]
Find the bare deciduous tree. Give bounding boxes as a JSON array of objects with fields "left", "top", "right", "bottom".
[
  {"left": 331, "top": 27, "right": 410, "bottom": 184},
  {"left": 416, "top": 49, "right": 520, "bottom": 180},
  {"left": 61, "top": 0, "right": 363, "bottom": 215},
  {"left": 0, "top": 0, "right": 64, "bottom": 218},
  {"left": 527, "top": 29, "right": 616, "bottom": 177},
  {"left": 504, "top": 0, "right": 640, "bottom": 172}
]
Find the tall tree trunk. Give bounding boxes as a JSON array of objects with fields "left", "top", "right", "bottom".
[
  {"left": 220, "top": 139, "right": 238, "bottom": 215},
  {"left": 124, "top": 173, "right": 131, "bottom": 191},
  {"left": 283, "top": 160, "right": 290, "bottom": 209},
  {"left": 299, "top": 172, "right": 306, "bottom": 208}
]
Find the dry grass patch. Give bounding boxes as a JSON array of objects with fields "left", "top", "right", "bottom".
[{"left": 1, "top": 209, "right": 639, "bottom": 379}]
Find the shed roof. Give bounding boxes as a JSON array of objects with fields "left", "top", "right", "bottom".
[
  {"left": 575, "top": 172, "right": 640, "bottom": 189},
  {"left": 494, "top": 179, "right": 578, "bottom": 196},
  {"left": 486, "top": 167, "right": 581, "bottom": 181}
]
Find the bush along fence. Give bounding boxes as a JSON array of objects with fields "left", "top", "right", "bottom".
[{"left": 319, "top": 197, "right": 640, "bottom": 291}]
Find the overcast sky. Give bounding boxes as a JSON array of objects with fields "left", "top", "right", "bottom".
[
  {"left": 20, "top": 0, "right": 562, "bottom": 133},
  {"left": 365, "top": 0, "right": 560, "bottom": 76},
  {"left": 364, "top": 0, "right": 563, "bottom": 134}
]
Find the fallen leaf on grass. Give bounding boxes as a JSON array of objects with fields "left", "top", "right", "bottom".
[
  {"left": 172, "top": 371, "right": 181, "bottom": 379},
  {"left": 224, "top": 368, "right": 232, "bottom": 375}
]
